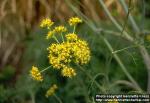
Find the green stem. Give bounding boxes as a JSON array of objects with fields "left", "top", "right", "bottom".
[
  {"left": 92, "top": 97, "right": 96, "bottom": 103},
  {"left": 109, "top": 80, "right": 139, "bottom": 91},
  {"left": 89, "top": 73, "right": 109, "bottom": 91},
  {"left": 120, "top": 0, "right": 150, "bottom": 93},
  {"left": 76, "top": 76, "right": 91, "bottom": 102},
  {"left": 119, "top": 0, "right": 139, "bottom": 32},
  {"left": 112, "top": 44, "right": 139, "bottom": 54},
  {"left": 30, "top": 91, "right": 35, "bottom": 103},
  {"left": 54, "top": 94, "right": 63, "bottom": 103},
  {"left": 53, "top": 35, "right": 60, "bottom": 43},
  {"left": 98, "top": 0, "right": 133, "bottom": 42},
  {"left": 103, "top": 36, "right": 143, "bottom": 92},
  {"left": 40, "top": 66, "right": 52, "bottom": 73},
  {"left": 61, "top": 33, "right": 64, "bottom": 42},
  {"left": 77, "top": 64, "right": 106, "bottom": 93},
  {"left": 73, "top": 25, "right": 76, "bottom": 33}
]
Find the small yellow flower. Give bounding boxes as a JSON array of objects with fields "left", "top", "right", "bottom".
[
  {"left": 46, "top": 30, "right": 55, "bottom": 39},
  {"left": 66, "top": 33, "right": 78, "bottom": 41},
  {"left": 30, "top": 66, "right": 43, "bottom": 82},
  {"left": 45, "top": 84, "right": 58, "bottom": 97},
  {"left": 54, "top": 25, "right": 67, "bottom": 33},
  {"left": 47, "top": 38, "right": 90, "bottom": 70},
  {"left": 49, "top": 56, "right": 63, "bottom": 69},
  {"left": 61, "top": 66, "right": 76, "bottom": 78},
  {"left": 40, "top": 18, "right": 54, "bottom": 28},
  {"left": 68, "top": 17, "right": 82, "bottom": 26},
  {"left": 47, "top": 43, "right": 72, "bottom": 69},
  {"left": 72, "top": 39, "right": 91, "bottom": 64}
]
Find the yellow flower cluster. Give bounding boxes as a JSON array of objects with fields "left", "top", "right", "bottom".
[
  {"left": 47, "top": 42, "right": 72, "bottom": 69},
  {"left": 29, "top": 17, "right": 90, "bottom": 98},
  {"left": 72, "top": 39, "right": 91, "bottom": 64},
  {"left": 46, "top": 31, "right": 55, "bottom": 39},
  {"left": 43, "top": 17, "right": 82, "bottom": 40},
  {"left": 45, "top": 25, "right": 67, "bottom": 40},
  {"left": 30, "top": 66, "right": 43, "bottom": 82},
  {"left": 54, "top": 25, "right": 67, "bottom": 33},
  {"left": 40, "top": 18, "right": 54, "bottom": 28},
  {"left": 68, "top": 17, "right": 82, "bottom": 26},
  {"left": 45, "top": 84, "right": 58, "bottom": 97},
  {"left": 61, "top": 66, "right": 76, "bottom": 78},
  {"left": 47, "top": 33, "right": 90, "bottom": 77},
  {"left": 66, "top": 33, "right": 78, "bottom": 41}
]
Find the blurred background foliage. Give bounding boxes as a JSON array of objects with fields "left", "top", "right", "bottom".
[{"left": 0, "top": 0, "right": 150, "bottom": 103}]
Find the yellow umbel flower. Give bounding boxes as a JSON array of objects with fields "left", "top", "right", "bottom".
[
  {"left": 47, "top": 43, "right": 72, "bottom": 69},
  {"left": 54, "top": 25, "right": 67, "bottom": 33},
  {"left": 45, "top": 84, "right": 58, "bottom": 97},
  {"left": 30, "top": 66, "right": 43, "bottom": 82},
  {"left": 48, "top": 56, "right": 63, "bottom": 69},
  {"left": 45, "top": 18, "right": 90, "bottom": 77},
  {"left": 68, "top": 17, "right": 82, "bottom": 26},
  {"left": 46, "top": 30, "right": 55, "bottom": 39},
  {"left": 40, "top": 18, "right": 54, "bottom": 28},
  {"left": 66, "top": 33, "right": 78, "bottom": 41},
  {"left": 61, "top": 66, "right": 76, "bottom": 78},
  {"left": 47, "top": 38, "right": 90, "bottom": 70},
  {"left": 72, "top": 39, "right": 91, "bottom": 64}
]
